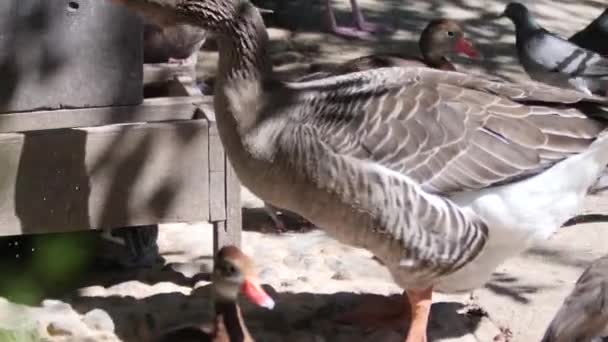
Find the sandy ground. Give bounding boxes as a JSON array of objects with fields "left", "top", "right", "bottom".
[{"left": 2, "top": 0, "right": 608, "bottom": 341}]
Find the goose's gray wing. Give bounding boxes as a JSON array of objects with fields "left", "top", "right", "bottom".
[
  {"left": 541, "top": 255, "right": 608, "bottom": 342},
  {"left": 290, "top": 67, "right": 608, "bottom": 195},
  {"left": 277, "top": 67, "right": 607, "bottom": 286},
  {"left": 527, "top": 32, "right": 608, "bottom": 77}
]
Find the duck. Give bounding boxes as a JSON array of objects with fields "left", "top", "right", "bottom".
[
  {"left": 569, "top": 8, "right": 608, "bottom": 56},
  {"left": 541, "top": 254, "right": 608, "bottom": 342},
  {"left": 143, "top": 22, "right": 207, "bottom": 66},
  {"left": 324, "top": 0, "right": 392, "bottom": 40},
  {"left": 153, "top": 245, "right": 275, "bottom": 342},
  {"left": 138, "top": 4, "right": 207, "bottom": 65},
  {"left": 499, "top": 2, "right": 608, "bottom": 96},
  {"left": 298, "top": 18, "right": 479, "bottom": 82},
  {"left": 108, "top": 1, "right": 608, "bottom": 341}
]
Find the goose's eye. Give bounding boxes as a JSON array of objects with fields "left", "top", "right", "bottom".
[{"left": 446, "top": 31, "right": 455, "bottom": 37}]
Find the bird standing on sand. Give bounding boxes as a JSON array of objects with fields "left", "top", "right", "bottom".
[
  {"left": 500, "top": 2, "right": 608, "bottom": 96},
  {"left": 109, "top": 1, "right": 608, "bottom": 341}
]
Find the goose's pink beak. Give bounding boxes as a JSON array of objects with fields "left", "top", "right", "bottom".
[
  {"left": 455, "top": 37, "right": 480, "bottom": 59},
  {"left": 242, "top": 277, "right": 275, "bottom": 309}
]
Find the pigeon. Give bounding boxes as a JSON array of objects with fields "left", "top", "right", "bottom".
[
  {"left": 500, "top": 2, "right": 608, "bottom": 96},
  {"left": 569, "top": 8, "right": 608, "bottom": 56}
]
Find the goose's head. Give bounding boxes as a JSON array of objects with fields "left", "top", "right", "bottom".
[
  {"left": 212, "top": 245, "right": 275, "bottom": 309},
  {"left": 108, "top": 0, "right": 272, "bottom": 30},
  {"left": 420, "top": 19, "right": 480, "bottom": 60}
]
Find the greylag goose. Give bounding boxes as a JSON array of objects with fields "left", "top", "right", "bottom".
[
  {"left": 325, "top": 0, "right": 392, "bottom": 40},
  {"left": 500, "top": 2, "right": 608, "bottom": 96},
  {"left": 109, "top": 1, "right": 608, "bottom": 341},
  {"left": 153, "top": 245, "right": 274, "bottom": 342},
  {"left": 569, "top": 8, "right": 608, "bottom": 56},
  {"left": 541, "top": 254, "right": 608, "bottom": 342},
  {"left": 299, "top": 18, "right": 479, "bottom": 82}
]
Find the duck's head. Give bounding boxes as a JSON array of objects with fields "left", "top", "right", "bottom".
[
  {"left": 212, "top": 245, "right": 275, "bottom": 309},
  {"left": 499, "top": 2, "right": 530, "bottom": 23},
  {"left": 420, "top": 19, "right": 480, "bottom": 60}
]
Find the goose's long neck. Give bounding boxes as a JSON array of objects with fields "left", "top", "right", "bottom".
[{"left": 212, "top": 2, "right": 273, "bottom": 130}]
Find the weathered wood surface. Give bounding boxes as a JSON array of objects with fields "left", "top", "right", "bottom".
[
  {"left": 208, "top": 124, "right": 226, "bottom": 222},
  {"left": 0, "top": 96, "right": 212, "bottom": 133},
  {"left": 143, "top": 63, "right": 196, "bottom": 86},
  {"left": 224, "top": 155, "right": 242, "bottom": 248},
  {"left": 0, "top": 0, "right": 143, "bottom": 112},
  {"left": 0, "top": 68, "right": 241, "bottom": 249},
  {"left": 0, "top": 119, "right": 210, "bottom": 236}
]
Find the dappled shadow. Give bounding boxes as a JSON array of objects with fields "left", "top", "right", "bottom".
[
  {"left": 242, "top": 208, "right": 317, "bottom": 234},
  {"left": 480, "top": 243, "right": 597, "bottom": 304},
  {"left": 248, "top": 0, "right": 605, "bottom": 83},
  {"left": 64, "top": 280, "right": 487, "bottom": 342},
  {"left": 563, "top": 214, "right": 608, "bottom": 227},
  {"left": 524, "top": 245, "right": 595, "bottom": 269},
  {"left": 0, "top": 230, "right": 212, "bottom": 305},
  {"left": 0, "top": 0, "right": 142, "bottom": 114},
  {"left": 0, "top": 0, "right": 214, "bottom": 305},
  {"left": 483, "top": 272, "right": 551, "bottom": 304}
]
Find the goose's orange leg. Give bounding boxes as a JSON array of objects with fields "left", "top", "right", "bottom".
[
  {"left": 405, "top": 287, "right": 432, "bottom": 342},
  {"left": 334, "top": 287, "right": 432, "bottom": 342}
]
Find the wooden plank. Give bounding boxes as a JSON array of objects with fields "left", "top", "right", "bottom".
[
  {"left": 209, "top": 171, "right": 227, "bottom": 221},
  {"left": 143, "top": 63, "right": 196, "bottom": 86},
  {"left": 174, "top": 76, "right": 203, "bottom": 97},
  {"left": 0, "top": 0, "right": 143, "bottom": 112},
  {"left": 195, "top": 103, "right": 216, "bottom": 122},
  {"left": 213, "top": 221, "right": 227, "bottom": 253},
  {"left": 0, "top": 96, "right": 213, "bottom": 133},
  {"left": 208, "top": 124, "right": 224, "bottom": 172},
  {"left": 208, "top": 121, "right": 226, "bottom": 221},
  {"left": 0, "top": 119, "right": 210, "bottom": 236},
  {"left": 224, "top": 157, "right": 242, "bottom": 248}
]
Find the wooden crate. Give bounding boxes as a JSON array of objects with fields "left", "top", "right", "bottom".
[
  {"left": 0, "top": 0, "right": 143, "bottom": 112},
  {"left": 0, "top": 75, "right": 241, "bottom": 252}
]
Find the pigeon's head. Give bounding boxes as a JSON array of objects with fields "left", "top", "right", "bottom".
[{"left": 500, "top": 2, "right": 530, "bottom": 22}]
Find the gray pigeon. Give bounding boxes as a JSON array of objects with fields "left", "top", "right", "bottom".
[
  {"left": 569, "top": 8, "right": 608, "bottom": 56},
  {"left": 500, "top": 2, "right": 608, "bottom": 96}
]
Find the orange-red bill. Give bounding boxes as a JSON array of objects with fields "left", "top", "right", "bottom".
[
  {"left": 456, "top": 37, "right": 480, "bottom": 59},
  {"left": 241, "top": 277, "right": 275, "bottom": 309}
]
